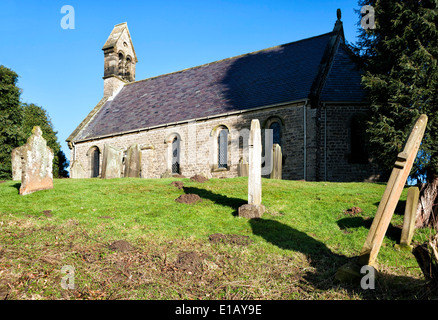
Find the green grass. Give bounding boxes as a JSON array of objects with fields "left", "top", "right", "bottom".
[{"left": 0, "top": 177, "right": 435, "bottom": 300}]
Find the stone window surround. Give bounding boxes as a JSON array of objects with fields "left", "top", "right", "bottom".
[
  {"left": 210, "top": 124, "right": 231, "bottom": 172},
  {"left": 86, "top": 145, "right": 101, "bottom": 178},
  {"left": 164, "top": 132, "right": 182, "bottom": 175}
]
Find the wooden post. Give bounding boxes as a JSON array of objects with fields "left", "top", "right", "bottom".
[
  {"left": 358, "top": 114, "right": 427, "bottom": 267},
  {"left": 335, "top": 114, "right": 427, "bottom": 282}
]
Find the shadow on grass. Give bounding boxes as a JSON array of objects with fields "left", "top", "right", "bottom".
[
  {"left": 249, "top": 218, "right": 347, "bottom": 283},
  {"left": 10, "top": 183, "right": 21, "bottom": 191},
  {"left": 337, "top": 216, "right": 402, "bottom": 243},
  {"left": 180, "top": 185, "right": 427, "bottom": 298},
  {"left": 182, "top": 186, "right": 246, "bottom": 216},
  {"left": 250, "top": 218, "right": 426, "bottom": 299}
]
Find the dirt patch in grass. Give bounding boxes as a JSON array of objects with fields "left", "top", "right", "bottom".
[
  {"left": 190, "top": 175, "right": 209, "bottom": 183},
  {"left": 174, "top": 251, "right": 207, "bottom": 273},
  {"left": 42, "top": 210, "right": 53, "bottom": 218},
  {"left": 209, "top": 233, "right": 252, "bottom": 246},
  {"left": 109, "top": 240, "right": 134, "bottom": 252},
  {"left": 344, "top": 206, "right": 363, "bottom": 216},
  {"left": 171, "top": 181, "right": 184, "bottom": 190},
  {"left": 0, "top": 181, "right": 6, "bottom": 184},
  {"left": 175, "top": 194, "right": 202, "bottom": 204}
]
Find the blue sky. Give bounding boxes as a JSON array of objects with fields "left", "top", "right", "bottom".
[{"left": 0, "top": 0, "right": 364, "bottom": 166}]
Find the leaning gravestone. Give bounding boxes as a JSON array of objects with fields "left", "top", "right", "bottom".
[
  {"left": 335, "top": 114, "right": 428, "bottom": 282},
  {"left": 11, "top": 146, "right": 24, "bottom": 181},
  {"left": 70, "top": 160, "right": 87, "bottom": 179},
  {"left": 19, "top": 126, "right": 54, "bottom": 195},
  {"left": 238, "top": 119, "right": 265, "bottom": 218},
  {"left": 101, "top": 144, "right": 124, "bottom": 179},
  {"left": 124, "top": 144, "right": 141, "bottom": 178},
  {"left": 270, "top": 143, "right": 282, "bottom": 180},
  {"left": 394, "top": 186, "right": 420, "bottom": 251}
]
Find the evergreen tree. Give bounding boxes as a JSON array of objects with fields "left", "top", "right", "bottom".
[
  {"left": 351, "top": 0, "right": 438, "bottom": 228},
  {"left": 0, "top": 65, "right": 69, "bottom": 179},
  {"left": 0, "top": 66, "right": 24, "bottom": 180}
]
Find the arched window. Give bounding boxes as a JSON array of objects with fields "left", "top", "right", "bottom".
[
  {"left": 125, "top": 56, "right": 132, "bottom": 79},
  {"left": 217, "top": 127, "right": 228, "bottom": 169},
  {"left": 165, "top": 133, "right": 182, "bottom": 175},
  {"left": 118, "top": 52, "right": 125, "bottom": 77},
  {"left": 263, "top": 116, "right": 284, "bottom": 148},
  {"left": 172, "top": 136, "right": 180, "bottom": 174},
  {"left": 87, "top": 146, "right": 100, "bottom": 178},
  {"left": 270, "top": 121, "right": 282, "bottom": 146}
]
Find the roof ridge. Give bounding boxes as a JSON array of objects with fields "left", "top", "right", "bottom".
[{"left": 126, "top": 31, "right": 335, "bottom": 86}]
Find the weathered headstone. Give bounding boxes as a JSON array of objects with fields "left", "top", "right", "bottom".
[
  {"left": 11, "top": 146, "right": 24, "bottom": 181},
  {"left": 101, "top": 144, "right": 124, "bottom": 179},
  {"left": 335, "top": 114, "right": 428, "bottom": 282},
  {"left": 238, "top": 119, "right": 265, "bottom": 218},
  {"left": 70, "top": 160, "right": 87, "bottom": 179},
  {"left": 19, "top": 126, "right": 54, "bottom": 195},
  {"left": 270, "top": 144, "right": 282, "bottom": 180},
  {"left": 124, "top": 144, "right": 141, "bottom": 178},
  {"left": 395, "top": 186, "right": 420, "bottom": 251},
  {"left": 237, "top": 156, "right": 249, "bottom": 177}
]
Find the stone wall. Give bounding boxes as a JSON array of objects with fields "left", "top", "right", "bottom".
[
  {"left": 318, "top": 104, "right": 381, "bottom": 182},
  {"left": 70, "top": 103, "right": 381, "bottom": 182}
]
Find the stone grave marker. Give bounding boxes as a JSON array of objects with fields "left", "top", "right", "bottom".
[
  {"left": 11, "top": 146, "right": 24, "bottom": 181},
  {"left": 70, "top": 160, "right": 87, "bottom": 179},
  {"left": 238, "top": 119, "right": 265, "bottom": 218},
  {"left": 237, "top": 156, "right": 249, "bottom": 177},
  {"left": 19, "top": 126, "right": 54, "bottom": 195},
  {"left": 270, "top": 143, "right": 282, "bottom": 180},
  {"left": 101, "top": 144, "right": 124, "bottom": 179},
  {"left": 394, "top": 186, "right": 420, "bottom": 251},
  {"left": 124, "top": 144, "right": 141, "bottom": 178}
]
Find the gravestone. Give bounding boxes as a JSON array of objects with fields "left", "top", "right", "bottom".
[
  {"left": 335, "top": 114, "right": 428, "bottom": 282},
  {"left": 395, "top": 186, "right": 420, "bottom": 251},
  {"left": 237, "top": 156, "right": 249, "bottom": 177},
  {"left": 70, "top": 160, "right": 87, "bottom": 179},
  {"left": 19, "top": 126, "right": 54, "bottom": 195},
  {"left": 124, "top": 144, "right": 141, "bottom": 178},
  {"left": 11, "top": 146, "right": 24, "bottom": 181},
  {"left": 238, "top": 119, "right": 265, "bottom": 218},
  {"left": 270, "top": 144, "right": 282, "bottom": 180},
  {"left": 101, "top": 144, "right": 124, "bottom": 179}
]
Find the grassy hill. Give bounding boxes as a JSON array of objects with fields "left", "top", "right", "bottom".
[{"left": 0, "top": 177, "right": 434, "bottom": 300}]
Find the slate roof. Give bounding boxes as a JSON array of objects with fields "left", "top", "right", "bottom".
[
  {"left": 70, "top": 25, "right": 367, "bottom": 142},
  {"left": 320, "top": 44, "right": 367, "bottom": 102}
]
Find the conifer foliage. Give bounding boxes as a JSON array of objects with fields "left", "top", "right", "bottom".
[{"left": 351, "top": 0, "right": 438, "bottom": 228}]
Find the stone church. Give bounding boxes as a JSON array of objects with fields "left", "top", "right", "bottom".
[{"left": 66, "top": 11, "right": 380, "bottom": 182}]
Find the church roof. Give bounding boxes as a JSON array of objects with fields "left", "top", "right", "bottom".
[{"left": 69, "top": 22, "right": 367, "bottom": 143}]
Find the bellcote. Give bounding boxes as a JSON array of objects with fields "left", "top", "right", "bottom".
[{"left": 102, "top": 22, "right": 138, "bottom": 83}]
